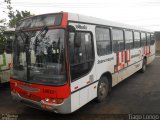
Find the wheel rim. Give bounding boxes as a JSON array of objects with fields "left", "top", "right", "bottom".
[{"left": 99, "top": 81, "right": 108, "bottom": 99}]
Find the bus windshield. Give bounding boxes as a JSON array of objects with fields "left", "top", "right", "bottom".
[{"left": 12, "top": 29, "right": 67, "bottom": 85}]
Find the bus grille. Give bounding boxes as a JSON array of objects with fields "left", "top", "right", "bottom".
[
  {"left": 21, "top": 99, "right": 42, "bottom": 110},
  {"left": 19, "top": 91, "right": 41, "bottom": 102}
]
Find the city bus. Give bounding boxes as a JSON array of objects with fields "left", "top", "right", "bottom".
[
  {"left": 0, "top": 28, "right": 15, "bottom": 84},
  {"left": 10, "top": 12, "right": 155, "bottom": 114}
]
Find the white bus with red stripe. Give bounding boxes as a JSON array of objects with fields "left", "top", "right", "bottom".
[{"left": 10, "top": 12, "right": 155, "bottom": 114}]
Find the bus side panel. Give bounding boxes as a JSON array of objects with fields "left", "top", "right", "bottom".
[
  {"left": 147, "top": 55, "right": 155, "bottom": 65},
  {"left": 69, "top": 23, "right": 97, "bottom": 112},
  {"left": 96, "top": 53, "right": 116, "bottom": 84},
  {"left": 71, "top": 92, "right": 80, "bottom": 112},
  {"left": 70, "top": 64, "right": 97, "bottom": 112},
  {"left": 147, "top": 44, "right": 155, "bottom": 65},
  {"left": 88, "top": 82, "right": 98, "bottom": 101},
  {"left": 111, "top": 48, "right": 142, "bottom": 84},
  {"left": 112, "top": 73, "right": 118, "bottom": 87},
  {"left": 117, "top": 60, "right": 142, "bottom": 83},
  {"left": 71, "top": 82, "right": 98, "bottom": 113}
]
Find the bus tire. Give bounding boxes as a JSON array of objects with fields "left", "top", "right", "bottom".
[
  {"left": 140, "top": 59, "right": 147, "bottom": 73},
  {"left": 96, "top": 76, "right": 109, "bottom": 103}
]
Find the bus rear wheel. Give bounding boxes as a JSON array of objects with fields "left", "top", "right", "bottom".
[
  {"left": 96, "top": 76, "right": 109, "bottom": 103},
  {"left": 140, "top": 59, "right": 147, "bottom": 73}
]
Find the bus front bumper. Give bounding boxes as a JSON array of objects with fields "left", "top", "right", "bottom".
[{"left": 11, "top": 92, "right": 71, "bottom": 114}]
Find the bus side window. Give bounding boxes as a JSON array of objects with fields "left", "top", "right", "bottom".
[
  {"left": 141, "top": 32, "right": 147, "bottom": 47},
  {"left": 68, "top": 32, "right": 75, "bottom": 64},
  {"left": 95, "top": 27, "right": 111, "bottom": 56},
  {"left": 112, "top": 29, "right": 124, "bottom": 52},
  {"left": 147, "top": 33, "right": 150, "bottom": 45},
  {"left": 69, "top": 32, "right": 94, "bottom": 81},
  {"left": 150, "top": 34, "right": 155, "bottom": 45},
  {"left": 134, "top": 31, "right": 141, "bottom": 48},
  {"left": 125, "top": 30, "right": 134, "bottom": 49}
]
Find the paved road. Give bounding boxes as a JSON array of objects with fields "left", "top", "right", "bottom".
[{"left": 0, "top": 57, "right": 160, "bottom": 120}]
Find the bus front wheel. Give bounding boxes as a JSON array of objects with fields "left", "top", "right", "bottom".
[{"left": 96, "top": 76, "right": 109, "bottom": 103}]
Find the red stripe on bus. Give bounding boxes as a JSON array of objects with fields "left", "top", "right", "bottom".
[
  {"left": 118, "top": 52, "right": 121, "bottom": 66},
  {"left": 129, "top": 50, "right": 130, "bottom": 62},
  {"left": 148, "top": 46, "right": 150, "bottom": 55},
  {"left": 61, "top": 12, "right": 68, "bottom": 28},
  {"left": 121, "top": 51, "right": 124, "bottom": 63},
  {"left": 10, "top": 79, "right": 70, "bottom": 100},
  {"left": 144, "top": 46, "right": 147, "bottom": 55},
  {"left": 126, "top": 50, "right": 130, "bottom": 62}
]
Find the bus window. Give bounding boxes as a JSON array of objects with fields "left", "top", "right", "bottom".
[
  {"left": 147, "top": 33, "right": 150, "bottom": 45},
  {"left": 150, "top": 34, "right": 155, "bottom": 45},
  {"left": 96, "top": 27, "right": 111, "bottom": 56},
  {"left": 125, "top": 30, "right": 134, "bottom": 49},
  {"left": 134, "top": 31, "right": 140, "bottom": 48},
  {"left": 141, "top": 32, "right": 146, "bottom": 47},
  {"left": 68, "top": 32, "right": 94, "bottom": 81},
  {"left": 112, "top": 29, "right": 124, "bottom": 52}
]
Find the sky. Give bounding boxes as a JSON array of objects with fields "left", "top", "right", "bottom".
[{"left": 0, "top": 0, "right": 160, "bottom": 31}]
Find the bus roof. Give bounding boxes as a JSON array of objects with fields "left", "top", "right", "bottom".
[
  {"left": 68, "top": 12, "right": 154, "bottom": 33},
  {"left": 15, "top": 12, "right": 154, "bottom": 33}
]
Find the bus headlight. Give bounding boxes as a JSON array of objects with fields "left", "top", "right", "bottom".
[
  {"left": 52, "top": 99, "right": 56, "bottom": 103},
  {"left": 43, "top": 98, "right": 64, "bottom": 104},
  {"left": 45, "top": 98, "right": 50, "bottom": 102},
  {"left": 56, "top": 98, "right": 64, "bottom": 104}
]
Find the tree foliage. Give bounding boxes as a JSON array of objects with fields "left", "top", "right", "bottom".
[
  {"left": 0, "top": 0, "right": 33, "bottom": 49},
  {"left": 8, "top": 10, "right": 32, "bottom": 28},
  {"left": 0, "top": 27, "right": 6, "bottom": 54},
  {"left": 0, "top": 18, "right": 7, "bottom": 50},
  {"left": 4, "top": 0, "right": 33, "bottom": 28}
]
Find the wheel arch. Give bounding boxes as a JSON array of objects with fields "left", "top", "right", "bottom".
[{"left": 143, "top": 56, "right": 147, "bottom": 62}]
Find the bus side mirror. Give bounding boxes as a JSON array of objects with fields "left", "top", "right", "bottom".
[
  {"left": 68, "top": 25, "right": 76, "bottom": 32},
  {"left": 74, "top": 33, "right": 81, "bottom": 48}
]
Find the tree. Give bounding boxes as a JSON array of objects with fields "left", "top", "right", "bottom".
[
  {"left": 0, "top": 19, "right": 7, "bottom": 27},
  {"left": 0, "top": 0, "right": 33, "bottom": 52},
  {"left": 4, "top": 0, "right": 33, "bottom": 28},
  {"left": 0, "top": 25, "right": 6, "bottom": 54},
  {"left": 8, "top": 10, "right": 32, "bottom": 28}
]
